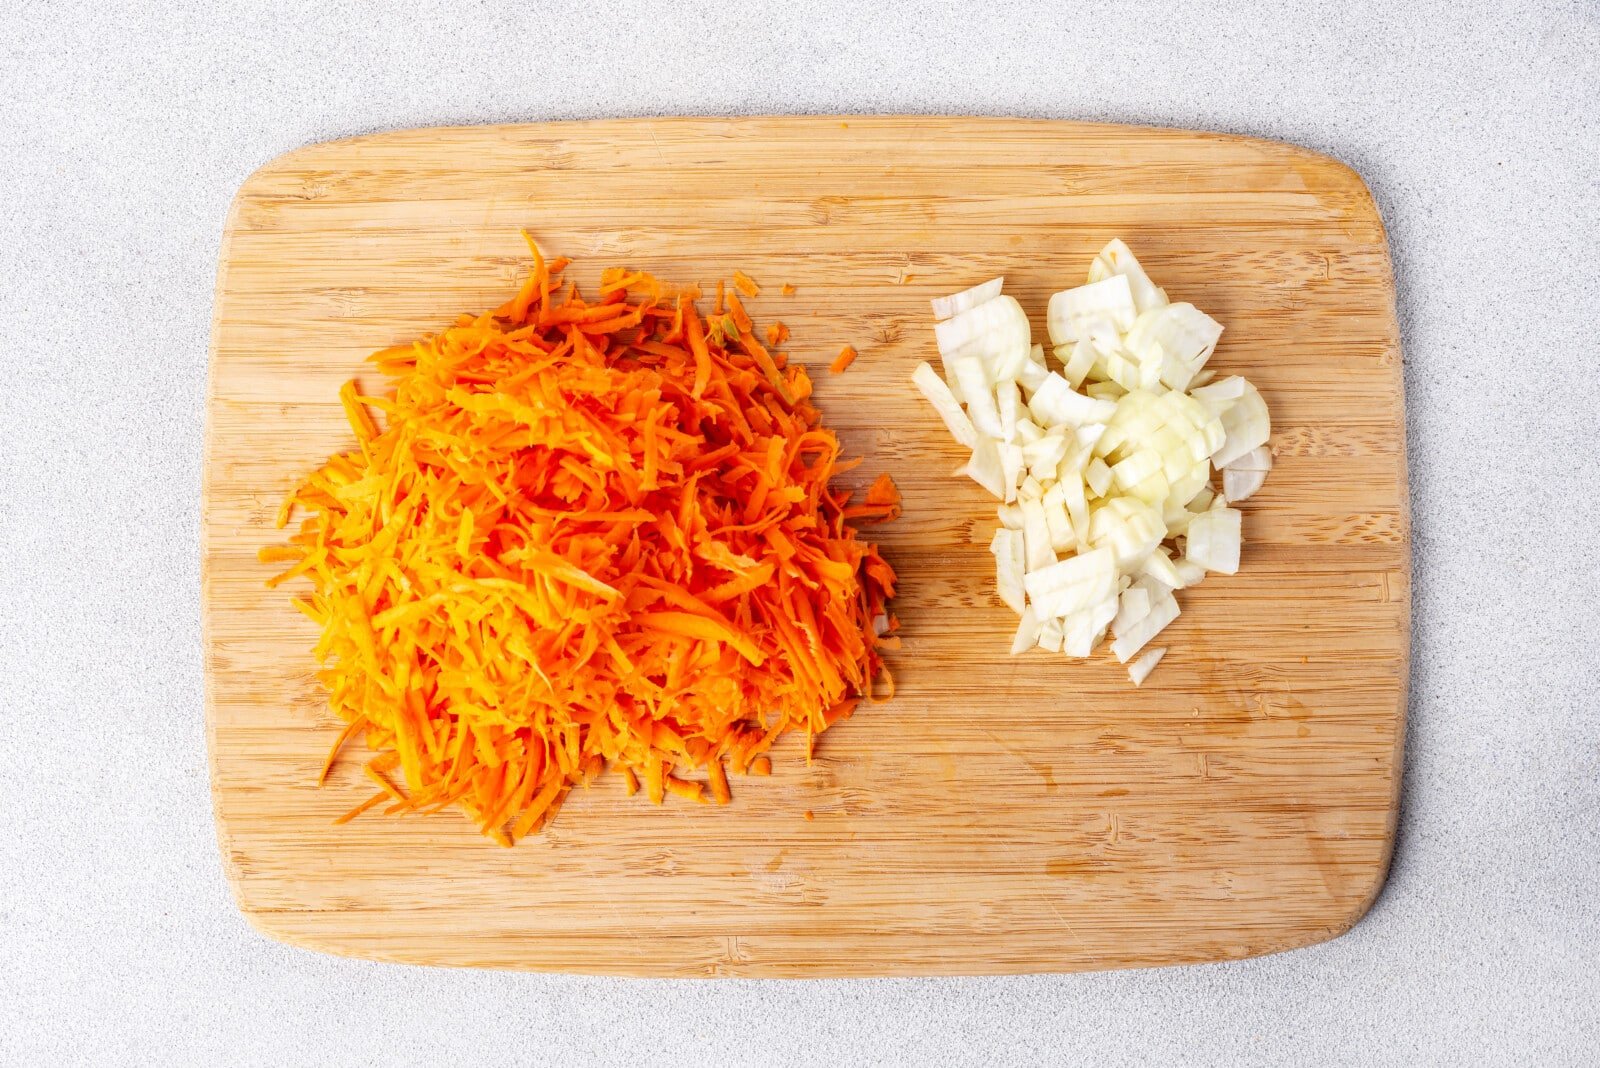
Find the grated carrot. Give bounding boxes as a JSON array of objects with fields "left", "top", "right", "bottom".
[
  {"left": 731, "top": 271, "right": 761, "bottom": 298},
  {"left": 830, "top": 345, "right": 858, "bottom": 374},
  {"left": 265, "top": 236, "right": 898, "bottom": 845}
]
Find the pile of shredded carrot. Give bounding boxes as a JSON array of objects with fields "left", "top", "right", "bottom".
[{"left": 262, "top": 240, "right": 899, "bottom": 845}]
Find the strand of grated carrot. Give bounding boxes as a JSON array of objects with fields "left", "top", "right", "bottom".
[{"left": 263, "top": 236, "right": 898, "bottom": 845}]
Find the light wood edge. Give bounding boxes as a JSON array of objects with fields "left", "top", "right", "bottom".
[{"left": 202, "top": 117, "right": 1412, "bottom": 973}]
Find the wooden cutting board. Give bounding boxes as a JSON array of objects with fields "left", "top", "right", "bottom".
[{"left": 203, "top": 117, "right": 1408, "bottom": 977}]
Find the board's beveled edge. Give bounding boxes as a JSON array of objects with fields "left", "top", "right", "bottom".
[{"left": 203, "top": 116, "right": 1412, "bottom": 975}]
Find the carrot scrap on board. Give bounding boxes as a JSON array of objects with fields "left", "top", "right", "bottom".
[
  {"left": 830, "top": 345, "right": 858, "bottom": 374},
  {"left": 780, "top": 284, "right": 796, "bottom": 296},
  {"left": 731, "top": 270, "right": 761, "bottom": 297},
  {"left": 263, "top": 234, "right": 899, "bottom": 845},
  {"left": 764, "top": 321, "right": 790, "bottom": 348}
]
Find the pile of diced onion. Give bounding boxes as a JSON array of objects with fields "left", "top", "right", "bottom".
[{"left": 912, "top": 240, "right": 1272, "bottom": 685}]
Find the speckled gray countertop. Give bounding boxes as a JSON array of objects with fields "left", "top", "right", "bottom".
[{"left": 2, "top": 2, "right": 1596, "bottom": 1065}]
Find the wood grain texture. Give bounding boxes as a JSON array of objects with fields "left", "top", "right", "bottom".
[{"left": 203, "top": 117, "right": 1408, "bottom": 976}]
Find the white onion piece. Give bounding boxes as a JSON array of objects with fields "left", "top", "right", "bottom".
[
  {"left": 1024, "top": 546, "right": 1113, "bottom": 598},
  {"left": 912, "top": 362, "right": 977, "bottom": 448},
  {"left": 935, "top": 294, "right": 1028, "bottom": 360},
  {"left": 1029, "top": 373, "right": 1119, "bottom": 427},
  {"left": 996, "top": 503, "right": 1023, "bottom": 530},
  {"left": 1210, "top": 381, "right": 1271, "bottom": 468},
  {"left": 966, "top": 436, "right": 1007, "bottom": 499},
  {"left": 991, "top": 528, "right": 1027, "bottom": 613},
  {"left": 1127, "top": 646, "right": 1167, "bottom": 686},
  {"left": 1222, "top": 446, "right": 1272, "bottom": 502},
  {"left": 1124, "top": 303, "right": 1223, "bottom": 391},
  {"left": 1190, "top": 375, "right": 1247, "bottom": 412},
  {"left": 998, "top": 442, "right": 1024, "bottom": 503},
  {"left": 1113, "top": 585, "right": 1151, "bottom": 635},
  {"left": 1047, "top": 275, "right": 1137, "bottom": 345},
  {"left": 1089, "top": 496, "right": 1164, "bottom": 568},
  {"left": 1223, "top": 466, "right": 1266, "bottom": 503},
  {"left": 1019, "top": 498, "right": 1055, "bottom": 571},
  {"left": 1014, "top": 417, "right": 1045, "bottom": 444},
  {"left": 1073, "top": 425, "right": 1105, "bottom": 455},
  {"left": 1085, "top": 457, "right": 1113, "bottom": 498},
  {"left": 1037, "top": 617, "right": 1065, "bottom": 653},
  {"left": 1017, "top": 358, "right": 1048, "bottom": 394},
  {"left": 931, "top": 277, "right": 1003, "bottom": 322},
  {"left": 1185, "top": 506, "right": 1242, "bottom": 575},
  {"left": 1032, "top": 570, "right": 1117, "bottom": 619},
  {"left": 1057, "top": 338, "right": 1097, "bottom": 387},
  {"left": 951, "top": 356, "right": 1002, "bottom": 439},
  {"left": 1058, "top": 466, "right": 1089, "bottom": 539},
  {"left": 1110, "top": 591, "right": 1179, "bottom": 663},
  {"left": 997, "top": 381, "right": 1021, "bottom": 443},
  {"left": 1062, "top": 594, "right": 1119, "bottom": 657},
  {"left": 1173, "top": 558, "right": 1207, "bottom": 587},
  {"left": 1040, "top": 483, "right": 1077, "bottom": 551},
  {"left": 1140, "top": 549, "right": 1186, "bottom": 589},
  {"left": 1084, "top": 380, "right": 1126, "bottom": 402},
  {"left": 1010, "top": 604, "right": 1042, "bottom": 654},
  {"left": 1087, "top": 239, "right": 1169, "bottom": 314},
  {"left": 1022, "top": 431, "right": 1069, "bottom": 482}
]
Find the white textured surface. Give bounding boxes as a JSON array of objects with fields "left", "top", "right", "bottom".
[{"left": 2, "top": 0, "right": 1597, "bottom": 1064}]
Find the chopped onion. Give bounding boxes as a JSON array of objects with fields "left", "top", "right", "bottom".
[
  {"left": 1028, "top": 374, "right": 1118, "bottom": 427},
  {"left": 1210, "top": 380, "right": 1271, "bottom": 469},
  {"left": 1110, "top": 590, "right": 1179, "bottom": 663},
  {"left": 966, "top": 436, "right": 1007, "bottom": 499},
  {"left": 912, "top": 362, "right": 977, "bottom": 448},
  {"left": 1127, "top": 646, "right": 1167, "bottom": 686},
  {"left": 1059, "top": 338, "right": 1097, "bottom": 387},
  {"left": 931, "top": 277, "right": 1004, "bottom": 322},
  {"left": 1047, "top": 275, "right": 1137, "bottom": 345},
  {"left": 951, "top": 356, "right": 1002, "bottom": 439},
  {"left": 1222, "top": 445, "right": 1272, "bottom": 502},
  {"left": 1087, "top": 239, "right": 1169, "bottom": 314},
  {"left": 1062, "top": 594, "right": 1118, "bottom": 657},
  {"left": 1019, "top": 497, "right": 1055, "bottom": 571},
  {"left": 912, "top": 238, "right": 1271, "bottom": 685},
  {"left": 1010, "top": 605, "right": 1042, "bottom": 654},
  {"left": 998, "top": 442, "right": 1025, "bottom": 503},
  {"left": 1123, "top": 302, "right": 1223, "bottom": 391},
  {"left": 1037, "top": 617, "right": 1065, "bottom": 653},
  {"left": 935, "top": 294, "right": 1028, "bottom": 361},
  {"left": 1184, "top": 506, "right": 1242, "bottom": 575},
  {"left": 1173, "top": 558, "right": 1207, "bottom": 587},
  {"left": 1139, "top": 549, "right": 1186, "bottom": 589},
  {"left": 1085, "top": 457, "right": 1113, "bottom": 498},
  {"left": 997, "top": 380, "right": 1021, "bottom": 442},
  {"left": 1113, "top": 585, "right": 1152, "bottom": 635},
  {"left": 1017, "top": 358, "right": 1049, "bottom": 393},
  {"left": 991, "top": 528, "right": 1027, "bottom": 613}
]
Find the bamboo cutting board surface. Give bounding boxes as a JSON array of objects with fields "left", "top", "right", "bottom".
[{"left": 203, "top": 117, "right": 1408, "bottom": 977}]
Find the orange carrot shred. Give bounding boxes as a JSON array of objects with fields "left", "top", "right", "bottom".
[
  {"left": 265, "top": 251, "right": 898, "bottom": 843},
  {"left": 707, "top": 758, "right": 732, "bottom": 805},
  {"left": 780, "top": 284, "right": 796, "bottom": 296},
  {"left": 830, "top": 345, "right": 858, "bottom": 374}
]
